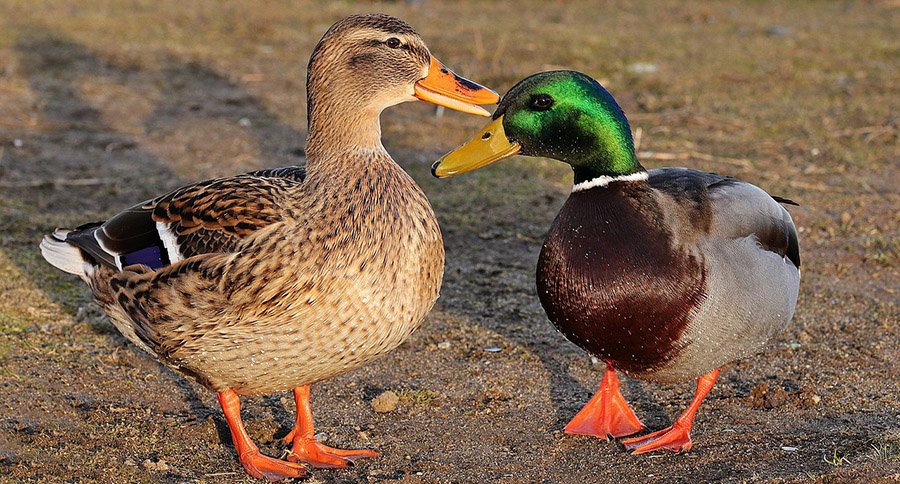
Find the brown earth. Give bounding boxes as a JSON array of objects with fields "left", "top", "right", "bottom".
[{"left": 0, "top": 1, "right": 897, "bottom": 482}]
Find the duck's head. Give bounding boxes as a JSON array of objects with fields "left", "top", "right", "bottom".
[
  {"left": 307, "top": 14, "right": 499, "bottom": 120},
  {"left": 432, "top": 71, "right": 643, "bottom": 184}
]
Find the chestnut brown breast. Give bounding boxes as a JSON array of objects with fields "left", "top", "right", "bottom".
[{"left": 536, "top": 182, "right": 707, "bottom": 375}]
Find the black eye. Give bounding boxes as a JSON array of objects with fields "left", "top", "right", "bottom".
[
  {"left": 531, "top": 94, "right": 554, "bottom": 111},
  {"left": 386, "top": 37, "right": 402, "bottom": 49}
]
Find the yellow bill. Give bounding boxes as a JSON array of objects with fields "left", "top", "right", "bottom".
[{"left": 432, "top": 116, "right": 521, "bottom": 178}]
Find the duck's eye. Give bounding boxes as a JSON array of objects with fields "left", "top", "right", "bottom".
[
  {"left": 531, "top": 94, "right": 554, "bottom": 111},
  {"left": 386, "top": 37, "right": 402, "bottom": 49}
]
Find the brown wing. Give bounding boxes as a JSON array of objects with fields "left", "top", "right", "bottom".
[{"left": 64, "top": 166, "right": 306, "bottom": 269}]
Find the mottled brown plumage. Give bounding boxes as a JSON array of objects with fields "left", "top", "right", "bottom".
[
  {"left": 88, "top": 149, "right": 443, "bottom": 396},
  {"left": 40, "top": 13, "right": 498, "bottom": 480}
]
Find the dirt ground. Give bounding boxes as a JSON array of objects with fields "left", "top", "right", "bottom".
[{"left": 0, "top": 1, "right": 897, "bottom": 482}]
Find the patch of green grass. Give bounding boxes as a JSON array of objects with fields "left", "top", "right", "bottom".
[
  {"left": 823, "top": 448, "right": 850, "bottom": 467},
  {"left": 396, "top": 388, "right": 441, "bottom": 406},
  {"left": 0, "top": 309, "right": 32, "bottom": 334},
  {"left": 869, "top": 432, "right": 900, "bottom": 463},
  {"left": 0, "top": 364, "right": 20, "bottom": 381},
  {"left": 869, "top": 442, "right": 899, "bottom": 463},
  {"left": 0, "top": 338, "right": 13, "bottom": 361},
  {"left": 863, "top": 234, "right": 898, "bottom": 268}
]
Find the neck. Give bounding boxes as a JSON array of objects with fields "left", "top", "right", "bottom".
[
  {"left": 572, "top": 171, "right": 648, "bottom": 192},
  {"left": 571, "top": 150, "right": 645, "bottom": 185},
  {"left": 304, "top": 51, "right": 387, "bottom": 163},
  {"left": 306, "top": 96, "right": 385, "bottom": 162},
  {"left": 567, "top": 80, "right": 645, "bottom": 184}
]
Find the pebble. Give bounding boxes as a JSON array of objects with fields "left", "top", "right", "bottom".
[
  {"left": 437, "top": 341, "right": 451, "bottom": 350},
  {"left": 750, "top": 382, "right": 790, "bottom": 409},
  {"left": 767, "top": 25, "right": 794, "bottom": 37},
  {"left": 781, "top": 446, "right": 798, "bottom": 452},
  {"left": 484, "top": 347, "right": 502, "bottom": 353},
  {"left": 141, "top": 459, "right": 169, "bottom": 472},
  {"left": 371, "top": 390, "right": 399, "bottom": 413},
  {"left": 627, "top": 62, "right": 658, "bottom": 74}
]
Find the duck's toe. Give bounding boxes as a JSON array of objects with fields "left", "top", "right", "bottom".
[
  {"left": 564, "top": 367, "right": 645, "bottom": 440},
  {"left": 287, "top": 437, "right": 379, "bottom": 469},
  {"left": 622, "top": 421, "right": 693, "bottom": 454},
  {"left": 239, "top": 449, "right": 309, "bottom": 481}
]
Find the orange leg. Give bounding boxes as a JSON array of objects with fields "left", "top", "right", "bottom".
[
  {"left": 282, "top": 385, "right": 379, "bottom": 468},
  {"left": 565, "top": 365, "right": 645, "bottom": 439},
  {"left": 623, "top": 368, "right": 719, "bottom": 454},
  {"left": 217, "top": 389, "right": 307, "bottom": 481}
]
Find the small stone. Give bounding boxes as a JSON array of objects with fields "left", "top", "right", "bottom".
[
  {"left": 437, "top": 341, "right": 451, "bottom": 350},
  {"left": 484, "top": 347, "right": 502, "bottom": 353},
  {"left": 766, "top": 25, "right": 793, "bottom": 37},
  {"left": 141, "top": 459, "right": 169, "bottom": 472},
  {"left": 13, "top": 139, "right": 23, "bottom": 148},
  {"left": 750, "top": 382, "right": 790, "bottom": 409},
  {"left": 781, "top": 446, "right": 798, "bottom": 452},
  {"left": 371, "top": 390, "right": 400, "bottom": 413},
  {"left": 627, "top": 62, "right": 658, "bottom": 74},
  {"left": 238, "top": 117, "right": 252, "bottom": 127},
  {"left": 797, "top": 387, "right": 822, "bottom": 408},
  {"left": 124, "top": 458, "right": 136, "bottom": 466}
]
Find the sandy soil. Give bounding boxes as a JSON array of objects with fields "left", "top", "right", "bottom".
[{"left": 0, "top": 1, "right": 897, "bottom": 482}]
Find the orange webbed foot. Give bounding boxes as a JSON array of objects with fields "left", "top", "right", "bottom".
[
  {"left": 218, "top": 389, "right": 309, "bottom": 481},
  {"left": 282, "top": 386, "right": 380, "bottom": 469},
  {"left": 622, "top": 368, "right": 720, "bottom": 454},
  {"left": 622, "top": 421, "right": 693, "bottom": 454},
  {"left": 287, "top": 437, "right": 379, "bottom": 469},
  {"left": 238, "top": 449, "right": 308, "bottom": 481},
  {"left": 565, "top": 366, "right": 645, "bottom": 440}
]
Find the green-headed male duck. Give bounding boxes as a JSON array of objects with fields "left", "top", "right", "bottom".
[
  {"left": 432, "top": 70, "right": 800, "bottom": 454},
  {"left": 40, "top": 14, "right": 498, "bottom": 481}
]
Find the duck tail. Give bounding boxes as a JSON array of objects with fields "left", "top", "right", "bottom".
[
  {"left": 40, "top": 229, "right": 91, "bottom": 278},
  {"left": 772, "top": 195, "right": 799, "bottom": 206}
]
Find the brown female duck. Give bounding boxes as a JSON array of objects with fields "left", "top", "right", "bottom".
[
  {"left": 432, "top": 71, "right": 800, "bottom": 454},
  {"left": 40, "top": 14, "right": 498, "bottom": 480}
]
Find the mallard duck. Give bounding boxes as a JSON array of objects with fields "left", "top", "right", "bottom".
[
  {"left": 432, "top": 70, "right": 800, "bottom": 454},
  {"left": 40, "top": 14, "right": 498, "bottom": 480}
]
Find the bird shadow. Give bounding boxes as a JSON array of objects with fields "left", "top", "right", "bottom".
[
  {"left": 8, "top": 30, "right": 307, "bottom": 433},
  {"left": 435, "top": 229, "right": 604, "bottom": 431}
]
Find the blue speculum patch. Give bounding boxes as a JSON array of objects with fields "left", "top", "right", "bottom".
[{"left": 120, "top": 245, "right": 169, "bottom": 269}]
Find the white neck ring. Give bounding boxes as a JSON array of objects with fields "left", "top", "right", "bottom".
[{"left": 572, "top": 171, "right": 649, "bottom": 192}]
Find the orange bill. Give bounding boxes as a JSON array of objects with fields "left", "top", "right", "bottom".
[{"left": 414, "top": 56, "right": 499, "bottom": 117}]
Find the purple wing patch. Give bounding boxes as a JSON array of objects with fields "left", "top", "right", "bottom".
[{"left": 120, "top": 245, "right": 170, "bottom": 269}]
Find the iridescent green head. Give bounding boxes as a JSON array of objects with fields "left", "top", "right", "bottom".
[{"left": 433, "top": 71, "right": 644, "bottom": 184}]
